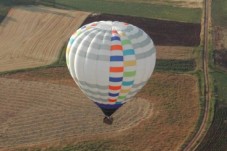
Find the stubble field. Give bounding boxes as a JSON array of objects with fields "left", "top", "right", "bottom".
[
  {"left": 0, "top": 67, "right": 199, "bottom": 151},
  {"left": 0, "top": 6, "right": 89, "bottom": 72}
]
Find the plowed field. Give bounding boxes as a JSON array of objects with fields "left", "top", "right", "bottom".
[
  {"left": 82, "top": 13, "right": 201, "bottom": 46},
  {"left": 0, "top": 6, "right": 90, "bottom": 72}
]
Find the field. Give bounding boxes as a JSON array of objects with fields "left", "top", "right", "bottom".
[
  {"left": 212, "top": 0, "right": 227, "bottom": 70},
  {"left": 212, "top": 0, "right": 227, "bottom": 27},
  {"left": 156, "top": 46, "right": 197, "bottom": 71},
  {"left": 106, "top": 0, "right": 203, "bottom": 8},
  {"left": 196, "top": 72, "right": 227, "bottom": 151},
  {"left": 82, "top": 13, "right": 201, "bottom": 46},
  {"left": 195, "top": 0, "right": 227, "bottom": 150},
  {"left": 44, "top": 0, "right": 202, "bottom": 23},
  {"left": 0, "top": 2, "right": 203, "bottom": 151},
  {"left": 213, "top": 27, "right": 227, "bottom": 70},
  {"left": 156, "top": 46, "right": 195, "bottom": 60},
  {"left": 81, "top": 13, "right": 200, "bottom": 72},
  {"left": 0, "top": 68, "right": 200, "bottom": 151},
  {"left": 0, "top": 6, "right": 89, "bottom": 72}
]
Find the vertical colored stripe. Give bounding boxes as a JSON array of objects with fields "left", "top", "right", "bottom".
[
  {"left": 109, "top": 99, "right": 117, "bottom": 102},
  {"left": 111, "top": 45, "right": 123, "bottom": 51},
  {"left": 123, "top": 49, "right": 135, "bottom": 55},
  {"left": 122, "top": 81, "right": 134, "bottom": 86},
  {"left": 110, "top": 56, "right": 123, "bottom": 61},
  {"left": 111, "top": 36, "right": 121, "bottom": 41},
  {"left": 110, "top": 67, "right": 124, "bottom": 72},
  {"left": 123, "top": 71, "right": 136, "bottom": 77},
  {"left": 109, "top": 85, "right": 121, "bottom": 90},
  {"left": 122, "top": 40, "right": 131, "bottom": 45},
  {"left": 124, "top": 61, "right": 136, "bottom": 66}
]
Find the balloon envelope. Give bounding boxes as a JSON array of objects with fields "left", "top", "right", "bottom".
[{"left": 66, "top": 21, "right": 156, "bottom": 117}]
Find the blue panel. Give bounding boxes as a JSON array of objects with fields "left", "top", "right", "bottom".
[
  {"left": 110, "top": 56, "right": 123, "bottom": 61},
  {"left": 109, "top": 77, "right": 123, "bottom": 82},
  {"left": 123, "top": 49, "right": 135, "bottom": 55},
  {"left": 109, "top": 93, "right": 119, "bottom": 97},
  {"left": 111, "top": 36, "right": 121, "bottom": 41},
  {"left": 95, "top": 102, "right": 124, "bottom": 109}
]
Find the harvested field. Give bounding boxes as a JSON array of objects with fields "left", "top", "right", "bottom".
[
  {"left": 82, "top": 14, "right": 201, "bottom": 46},
  {"left": 0, "top": 77, "right": 151, "bottom": 149},
  {"left": 0, "top": 67, "right": 200, "bottom": 151},
  {"left": 0, "top": 6, "right": 90, "bottom": 72},
  {"left": 156, "top": 46, "right": 195, "bottom": 60}
]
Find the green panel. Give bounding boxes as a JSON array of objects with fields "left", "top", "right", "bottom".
[{"left": 123, "top": 71, "right": 136, "bottom": 77}]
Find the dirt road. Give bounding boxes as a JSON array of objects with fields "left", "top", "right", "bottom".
[{"left": 183, "top": 0, "right": 212, "bottom": 150}]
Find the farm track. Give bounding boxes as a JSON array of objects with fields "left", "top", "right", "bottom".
[
  {"left": 183, "top": 0, "right": 211, "bottom": 150},
  {"left": 0, "top": 6, "right": 90, "bottom": 72},
  {"left": 0, "top": 77, "right": 152, "bottom": 149}
]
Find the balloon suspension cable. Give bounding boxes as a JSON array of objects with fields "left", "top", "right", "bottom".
[{"left": 103, "top": 116, "right": 113, "bottom": 125}]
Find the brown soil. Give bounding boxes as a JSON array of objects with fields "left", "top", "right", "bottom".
[
  {"left": 156, "top": 46, "right": 195, "bottom": 60},
  {"left": 213, "top": 26, "right": 227, "bottom": 70},
  {"left": 82, "top": 14, "right": 201, "bottom": 46},
  {"left": 0, "top": 67, "right": 200, "bottom": 151},
  {"left": 213, "top": 26, "right": 227, "bottom": 50},
  {"left": 214, "top": 49, "right": 227, "bottom": 69},
  {"left": 0, "top": 6, "right": 90, "bottom": 72}
]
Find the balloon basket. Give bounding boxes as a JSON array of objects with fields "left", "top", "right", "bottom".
[{"left": 103, "top": 116, "right": 113, "bottom": 125}]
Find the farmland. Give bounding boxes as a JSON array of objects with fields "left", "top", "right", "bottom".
[
  {"left": 0, "top": 1, "right": 203, "bottom": 151},
  {"left": 105, "top": 0, "right": 203, "bottom": 8},
  {"left": 82, "top": 13, "right": 201, "bottom": 46},
  {"left": 0, "top": 6, "right": 89, "bottom": 72},
  {"left": 81, "top": 13, "right": 200, "bottom": 72},
  {"left": 212, "top": 0, "right": 227, "bottom": 27},
  {"left": 52, "top": 0, "right": 202, "bottom": 23},
  {"left": 196, "top": 71, "right": 227, "bottom": 151},
  {"left": 156, "top": 46, "right": 195, "bottom": 60},
  {"left": 212, "top": 0, "right": 227, "bottom": 70},
  {"left": 0, "top": 68, "right": 200, "bottom": 151},
  {"left": 0, "top": 0, "right": 202, "bottom": 23},
  {"left": 195, "top": 0, "right": 227, "bottom": 150}
]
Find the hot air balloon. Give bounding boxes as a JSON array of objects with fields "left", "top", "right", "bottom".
[{"left": 66, "top": 21, "right": 156, "bottom": 124}]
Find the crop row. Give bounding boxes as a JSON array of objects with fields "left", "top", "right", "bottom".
[{"left": 155, "top": 59, "right": 196, "bottom": 72}]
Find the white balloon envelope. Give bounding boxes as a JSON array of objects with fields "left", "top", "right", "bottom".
[{"left": 66, "top": 21, "right": 156, "bottom": 124}]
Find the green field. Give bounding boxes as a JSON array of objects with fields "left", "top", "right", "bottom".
[
  {"left": 212, "top": 71, "right": 227, "bottom": 105},
  {"left": 212, "top": 0, "right": 227, "bottom": 26},
  {"left": 0, "top": 0, "right": 201, "bottom": 23},
  {"left": 155, "top": 59, "right": 195, "bottom": 72},
  {"left": 55, "top": 0, "right": 201, "bottom": 23}
]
